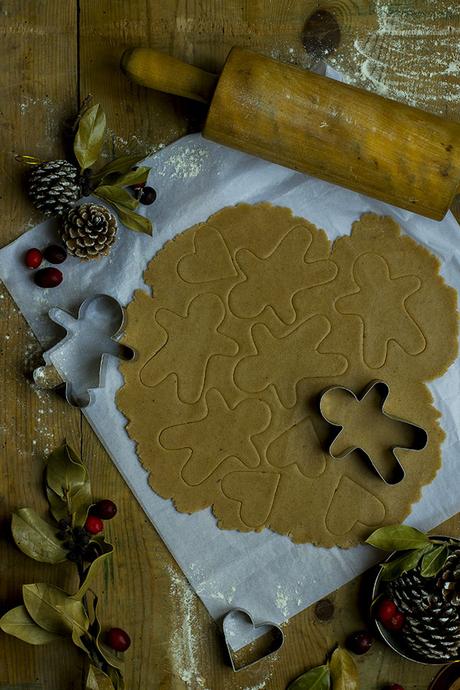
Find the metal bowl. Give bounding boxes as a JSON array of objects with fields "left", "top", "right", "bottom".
[{"left": 370, "top": 535, "right": 460, "bottom": 665}]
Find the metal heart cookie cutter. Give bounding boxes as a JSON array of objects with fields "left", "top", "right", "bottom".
[
  {"left": 33, "top": 294, "right": 135, "bottom": 408},
  {"left": 319, "top": 379, "right": 428, "bottom": 485},
  {"left": 222, "top": 607, "right": 284, "bottom": 672}
]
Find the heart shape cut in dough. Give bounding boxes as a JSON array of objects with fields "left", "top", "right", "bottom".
[
  {"left": 222, "top": 608, "right": 284, "bottom": 672},
  {"left": 178, "top": 225, "right": 237, "bottom": 283},
  {"left": 221, "top": 471, "right": 280, "bottom": 528},
  {"left": 325, "top": 475, "right": 386, "bottom": 536}
]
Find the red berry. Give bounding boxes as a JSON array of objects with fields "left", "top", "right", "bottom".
[
  {"left": 105, "top": 627, "right": 131, "bottom": 652},
  {"left": 383, "top": 611, "right": 405, "bottom": 631},
  {"left": 43, "top": 244, "right": 67, "bottom": 264},
  {"left": 93, "top": 499, "right": 117, "bottom": 520},
  {"left": 376, "top": 598, "right": 397, "bottom": 625},
  {"left": 346, "top": 630, "right": 374, "bottom": 655},
  {"left": 139, "top": 186, "right": 156, "bottom": 205},
  {"left": 386, "top": 685, "right": 404, "bottom": 690},
  {"left": 34, "top": 267, "right": 63, "bottom": 288},
  {"left": 25, "top": 248, "right": 43, "bottom": 269},
  {"left": 84, "top": 515, "right": 104, "bottom": 535}
]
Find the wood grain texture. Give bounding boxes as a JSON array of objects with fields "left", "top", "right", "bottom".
[{"left": 1, "top": 1, "right": 459, "bottom": 688}]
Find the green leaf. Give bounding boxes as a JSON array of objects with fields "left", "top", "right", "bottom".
[
  {"left": 74, "top": 103, "right": 106, "bottom": 171},
  {"left": 366, "top": 525, "right": 430, "bottom": 552},
  {"left": 421, "top": 545, "right": 449, "bottom": 578},
  {"left": 75, "top": 540, "right": 114, "bottom": 599},
  {"left": 0, "top": 605, "right": 63, "bottom": 645},
  {"left": 23, "top": 583, "right": 89, "bottom": 636},
  {"left": 329, "top": 647, "right": 359, "bottom": 690},
  {"left": 12, "top": 509, "right": 67, "bottom": 563},
  {"left": 86, "top": 665, "right": 116, "bottom": 690},
  {"left": 94, "top": 185, "right": 138, "bottom": 211},
  {"left": 287, "top": 664, "right": 330, "bottom": 690},
  {"left": 45, "top": 443, "right": 92, "bottom": 527},
  {"left": 111, "top": 204, "right": 152, "bottom": 235},
  {"left": 112, "top": 166, "right": 150, "bottom": 187},
  {"left": 380, "top": 548, "right": 428, "bottom": 581},
  {"left": 92, "top": 154, "right": 149, "bottom": 184}
]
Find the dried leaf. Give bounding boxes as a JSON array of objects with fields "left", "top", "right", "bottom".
[
  {"left": 75, "top": 540, "right": 114, "bottom": 599},
  {"left": 94, "top": 185, "right": 138, "bottom": 211},
  {"left": 0, "top": 605, "right": 63, "bottom": 645},
  {"left": 287, "top": 664, "right": 330, "bottom": 690},
  {"left": 92, "top": 154, "right": 148, "bottom": 184},
  {"left": 74, "top": 103, "right": 106, "bottom": 171},
  {"left": 12, "top": 509, "right": 67, "bottom": 563},
  {"left": 329, "top": 647, "right": 359, "bottom": 690},
  {"left": 46, "top": 486, "right": 70, "bottom": 523},
  {"left": 86, "top": 665, "right": 115, "bottom": 690},
  {"left": 380, "top": 548, "right": 428, "bottom": 581},
  {"left": 113, "top": 166, "right": 150, "bottom": 187},
  {"left": 106, "top": 666, "right": 125, "bottom": 690},
  {"left": 112, "top": 204, "right": 152, "bottom": 235},
  {"left": 421, "top": 545, "right": 449, "bottom": 578},
  {"left": 23, "top": 583, "right": 88, "bottom": 636},
  {"left": 366, "top": 525, "right": 430, "bottom": 552},
  {"left": 45, "top": 443, "right": 92, "bottom": 527},
  {"left": 86, "top": 592, "right": 124, "bottom": 672}
]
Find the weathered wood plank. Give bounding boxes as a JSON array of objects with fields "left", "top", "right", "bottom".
[{"left": 0, "top": 3, "right": 82, "bottom": 689}]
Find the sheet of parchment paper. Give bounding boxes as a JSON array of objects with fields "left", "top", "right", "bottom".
[{"left": 1, "top": 128, "right": 459, "bottom": 649}]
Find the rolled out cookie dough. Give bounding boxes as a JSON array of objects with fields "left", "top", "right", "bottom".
[{"left": 117, "top": 204, "right": 458, "bottom": 547}]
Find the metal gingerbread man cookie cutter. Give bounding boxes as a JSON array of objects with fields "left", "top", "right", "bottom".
[
  {"left": 221, "top": 607, "right": 285, "bottom": 672},
  {"left": 319, "top": 379, "right": 428, "bottom": 485},
  {"left": 33, "top": 294, "right": 135, "bottom": 408}
]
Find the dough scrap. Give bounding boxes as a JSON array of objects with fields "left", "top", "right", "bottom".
[{"left": 117, "top": 204, "right": 458, "bottom": 547}]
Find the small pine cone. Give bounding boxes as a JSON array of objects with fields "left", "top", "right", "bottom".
[
  {"left": 386, "top": 564, "right": 460, "bottom": 662},
  {"left": 28, "top": 160, "right": 81, "bottom": 216},
  {"left": 60, "top": 203, "right": 117, "bottom": 260},
  {"left": 437, "top": 546, "right": 460, "bottom": 606}
]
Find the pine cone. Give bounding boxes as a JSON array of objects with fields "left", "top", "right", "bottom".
[
  {"left": 28, "top": 160, "right": 81, "bottom": 216},
  {"left": 437, "top": 546, "right": 460, "bottom": 606},
  {"left": 60, "top": 203, "right": 117, "bottom": 260},
  {"left": 386, "top": 564, "right": 460, "bottom": 662}
]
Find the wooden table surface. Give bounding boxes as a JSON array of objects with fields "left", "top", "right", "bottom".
[{"left": 1, "top": 2, "right": 459, "bottom": 689}]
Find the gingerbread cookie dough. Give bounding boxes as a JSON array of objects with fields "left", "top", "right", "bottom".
[{"left": 117, "top": 204, "right": 458, "bottom": 547}]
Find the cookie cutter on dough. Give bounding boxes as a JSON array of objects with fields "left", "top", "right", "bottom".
[
  {"left": 319, "top": 379, "right": 428, "bottom": 485},
  {"left": 222, "top": 607, "right": 284, "bottom": 672},
  {"left": 33, "top": 294, "right": 135, "bottom": 408}
]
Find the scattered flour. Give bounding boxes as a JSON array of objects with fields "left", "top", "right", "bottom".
[
  {"left": 328, "top": 0, "right": 460, "bottom": 115},
  {"left": 167, "top": 565, "right": 210, "bottom": 690},
  {"left": 158, "top": 145, "right": 209, "bottom": 179}
]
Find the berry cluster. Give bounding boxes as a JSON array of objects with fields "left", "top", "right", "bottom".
[
  {"left": 55, "top": 499, "right": 117, "bottom": 563},
  {"left": 25, "top": 244, "right": 67, "bottom": 288},
  {"left": 56, "top": 498, "right": 130, "bottom": 652}
]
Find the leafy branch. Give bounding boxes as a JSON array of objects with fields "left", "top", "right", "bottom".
[
  {"left": 366, "top": 524, "right": 457, "bottom": 580},
  {"left": 0, "top": 443, "right": 127, "bottom": 690},
  {"left": 72, "top": 97, "right": 153, "bottom": 236}
]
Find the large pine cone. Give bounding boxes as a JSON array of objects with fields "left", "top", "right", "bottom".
[
  {"left": 60, "top": 203, "right": 117, "bottom": 260},
  {"left": 386, "top": 566, "right": 460, "bottom": 662},
  {"left": 28, "top": 160, "right": 81, "bottom": 216}
]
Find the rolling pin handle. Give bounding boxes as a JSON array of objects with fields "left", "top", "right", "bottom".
[{"left": 121, "top": 48, "right": 218, "bottom": 104}]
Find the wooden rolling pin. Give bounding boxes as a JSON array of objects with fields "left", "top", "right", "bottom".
[{"left": 121, "top": 47, "right": 460, "bottom": 222}]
